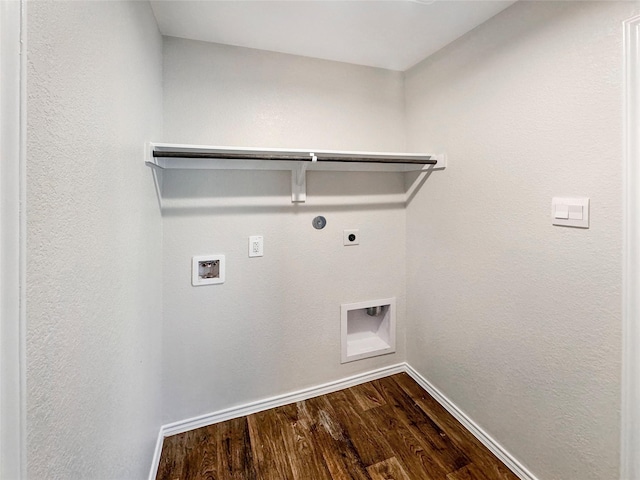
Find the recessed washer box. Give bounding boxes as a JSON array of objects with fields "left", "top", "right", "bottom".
[
  {"left": 192, "top": 255, "right": 225, "bottom": 286},
  {"left": 341, "top": 298, "right": 396, "bottom": 363}
]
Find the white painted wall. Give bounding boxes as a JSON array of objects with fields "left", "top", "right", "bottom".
[
  {"left": 161, "top": 38, "right": 407, "bottom": 423},
  {"left": 404, "top": 2, "right": 640, "bottom": 479},
  {"left": 163, "top": 37, "right": 406, "bottom": 150},
  {"left": 26, "top": 2, "right": 163, "bottom": 478}
]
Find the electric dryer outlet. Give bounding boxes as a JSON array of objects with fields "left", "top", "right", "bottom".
[{"left": 343, "top": 229, "right": 360, "bottom": 246}]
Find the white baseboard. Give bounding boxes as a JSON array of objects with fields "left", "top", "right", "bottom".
[
  {"left": 148, "top": 427, "right": 165, "bottom": 480},
  {"left": 162, "top": 363, "right": 406, "bottom": 437},
  {"left": 405, "top": 364, "right": 538, "bottom": 480},
  {"left": 149, "top": 362, "right": 537, "bottom": 480},
  {"left": 148, "top": 363, "right": 405, "bottom": 480}
]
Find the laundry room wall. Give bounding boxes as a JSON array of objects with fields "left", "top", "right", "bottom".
[
  {"left": 27, "top": 1, "right": 163, "bottom": 478},
  {"left": 161, "top": 37, "right": 409, "bottom": 423},
  {"left": 404, "top": 2, "right": 640, "bottom": 479}
]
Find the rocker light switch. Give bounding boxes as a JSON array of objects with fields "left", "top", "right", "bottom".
[
  {"left": 554, "top": 204, "right": 569, "bottom": 219},
  {"left": 552, "top": 197, "right": 589, "bottom": 228},
  {"left": 568, "top": 205, "right": 583, "bottom": 220}
]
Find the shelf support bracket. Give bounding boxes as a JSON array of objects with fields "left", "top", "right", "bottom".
[
  {"left": 291, "top": 153, "right": 316, "bottom": 203},
  {"left": 291, "top": 162, "right": 307, "bottom": 203}
]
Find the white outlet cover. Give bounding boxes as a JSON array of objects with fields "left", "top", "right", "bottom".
[
  {"left": 249, "top": 235, "right": 264, "bottom": 257},
  {"left": 343, "top": 229, "right": 359, "bottom": 246},
  {"left": 192, "top": 255, "right": 225, "bottom": 286}
]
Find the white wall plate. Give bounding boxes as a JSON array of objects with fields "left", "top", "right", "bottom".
[{"left": 552, "top": 197, "right": 589, "bottom": 228}]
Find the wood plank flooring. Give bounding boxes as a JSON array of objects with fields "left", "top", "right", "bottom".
[{"left": 156, "top": 373, "right": 518, "bottom": 480}]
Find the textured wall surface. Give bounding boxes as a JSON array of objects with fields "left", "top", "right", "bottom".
[
  {"left": 404, "top": 2, "right": 640, "bottom": 479},
  {"left": 26, "top": 2, "right": 163, "bottom": 478},
  {"left": 162, "top": 38, "right": 408, "bottom": 423},
  {"left": 163, "top": 37, "right": 406, "bottom": 151}
]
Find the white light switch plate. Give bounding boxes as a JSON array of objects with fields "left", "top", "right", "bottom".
[{"left": 552, "top": 197, "right": 589, "bottom": 228}]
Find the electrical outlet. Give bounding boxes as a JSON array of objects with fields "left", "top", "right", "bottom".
[
  {"left": 343, "top": 229, "right": 359, "bottom": 246},
  {"left": 249, "top": 235, "right": 264, "bottom": 257},
  {"left": 192, "top": 255, "right": 225, "bottom": 286}
]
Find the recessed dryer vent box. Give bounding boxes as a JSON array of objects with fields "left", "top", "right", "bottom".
[
  {"left": 192, "top": 255, "right": 225, "bottom": 286},
  {"left": 341, "top": 298, "right": 396, "bottom": 363}
]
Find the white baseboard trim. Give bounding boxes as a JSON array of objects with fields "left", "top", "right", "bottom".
[
  {"left": 148, "top": 427, "right": 165, "bottom": 480},
  {"left": 149, "top": 362, "right": 536, "bottom": 480},
  {"left": 162, "top": 363, "right": 406, "bottom": 437},
  {"left": 405, "top": 364, "right": 538, "bottom": 480},
  {"left": 148, "top": 363, "right": 406, "bottom": 480}
]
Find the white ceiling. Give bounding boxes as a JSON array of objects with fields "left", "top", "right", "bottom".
[{"left": 150, "top": 1, "right": 516, "bottom": 71}]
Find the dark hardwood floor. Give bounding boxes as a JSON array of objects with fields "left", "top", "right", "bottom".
[{"left": 156, "top": 373, "right": 518, "bottom": 480}]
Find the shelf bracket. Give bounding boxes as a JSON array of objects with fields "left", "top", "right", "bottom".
[
  {"left": 291, "top": 153, "right": 316, "bottom": 203},
  {"left": 291, "top": 162, "right": 307, "bottom": 203}
]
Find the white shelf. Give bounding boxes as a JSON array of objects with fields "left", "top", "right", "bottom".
[{"left": 146, "top": 143, "right": 446, "bottom": 203}]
